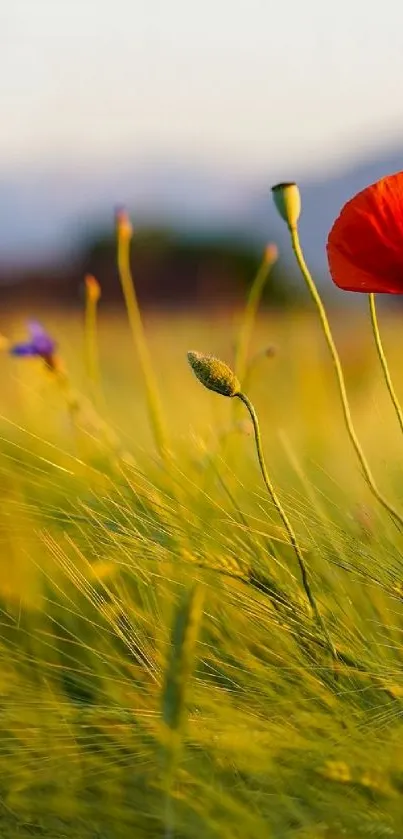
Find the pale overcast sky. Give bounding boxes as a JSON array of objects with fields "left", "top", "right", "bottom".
[{"left": 1, "top": 0, "right": 403, "bottom": 177}]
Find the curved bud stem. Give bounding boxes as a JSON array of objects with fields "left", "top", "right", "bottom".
[{"left": 236, "top": 390, "right": 337, "bottom": 663}]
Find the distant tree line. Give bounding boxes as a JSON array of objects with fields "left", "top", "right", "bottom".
[{"left": 0, "top": 226, "right": 303, "bottom": 310}]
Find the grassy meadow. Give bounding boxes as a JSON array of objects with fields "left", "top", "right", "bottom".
[{"left": 1, "top": 299, "right": 403, "bottom": 837}]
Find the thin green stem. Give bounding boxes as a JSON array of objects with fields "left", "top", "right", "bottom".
[
  {"left": 236, "top": 390, "right": 337, "bottom": 661},
  {"left": 50, "top": 361, "right": 80, "bottom": 451},
  {"left": 289, "top": 225, "right": 403, "bottom": 530},
  {"left": 84, "top": 281, "right": 104, "bottom": 410},
  {"left": 369, "top": 292, "right": 403, "bottom": 435},
  {"left": 234, "top": 249, "right": 277, "bottom": 383},
  {"left": 162, "top": 583, "right": 204, "bottom": 838},
  {"left": 117, "top": 225, "right": 168, "bottom": 461},
  {"left": 51, "top": 357, "right": 135, "bottom": 468},
  {"left": 242, "top": 346, "right": 276, "bottom": 394}
]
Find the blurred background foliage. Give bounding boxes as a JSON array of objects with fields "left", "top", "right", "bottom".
[{"left": 0, "top": 226, "right": 302, "bottom": 311}]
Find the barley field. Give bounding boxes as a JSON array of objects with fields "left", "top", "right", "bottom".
[{"left": 1, "top": 296, "right": 403, "bottom": 838}]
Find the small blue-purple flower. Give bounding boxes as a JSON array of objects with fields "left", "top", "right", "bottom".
[{"left": 10, "top": 321, "right": 57, "bottom": 369}]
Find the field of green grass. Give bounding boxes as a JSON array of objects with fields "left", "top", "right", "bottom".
[{"left": 1, "top": 302, "right": 403, "bottom": 837}]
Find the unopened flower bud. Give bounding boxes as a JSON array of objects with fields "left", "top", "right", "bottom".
[
  {"left": 187, "top": 351, "right": 240, "bottom": 397},
  {"left": 271, "top": 182, "right": 301, "bottom": 229}
]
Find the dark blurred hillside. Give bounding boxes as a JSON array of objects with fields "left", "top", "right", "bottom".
[
  {"left": 0, "top": 228, "right": 300, "bottom": 310},
  {"left": 1, "top": 145, "right": 402, "bottom": 310},
  {"left": 1, "top": 146, "right": 403, "bottom": 275}
]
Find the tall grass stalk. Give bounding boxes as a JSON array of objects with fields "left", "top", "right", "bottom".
[
  {"left": 234, "top": 244, "right": 278, "bottom": 384},
  {"left": 51, "top": 360, "right": 82, "bottom": 451},
  {"left": 84, "top": 274, "right": 104, "bottom": 409},
  {"left": 51, "top": 355, "right": 134, "bottom": 468},
  {"left": 368, "top": 292, "right": 403, "bottom": 435},
  {"left": 289, "top": 225, "right": 403, "bottom": 529},
  {"left": 116, "top": 211, "right": 169, "bottom": 461},
  {"left": 161, "top": 583, "right": 204, "bottom": 838},
  {"left": 241, "top": 345, "right": 276, "bottom": 394}
]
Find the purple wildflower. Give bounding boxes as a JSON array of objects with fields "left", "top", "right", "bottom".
[{"left": 10, "top": 321, "right": 57, "bottom": 367}]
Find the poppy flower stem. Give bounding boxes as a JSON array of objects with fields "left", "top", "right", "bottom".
[
  {"left": 289, "top": 225, "right": 403, "bottom": 530},
  {"left": 236, "top": 389, "right": 337, "bottom": 664},
  {"left": 368, "top": 293, "right": 403, "bottom": 436}
]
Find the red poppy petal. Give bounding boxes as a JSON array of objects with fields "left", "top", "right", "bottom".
[
  {"left": 327, "top": 238, "right": 403, "bottom": 294},
  {"left": 327, "top": 171, "right": 403, "bottom": 294}
]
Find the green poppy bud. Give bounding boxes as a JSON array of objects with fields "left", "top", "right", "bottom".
[
  {"left": 271, "top": 182, "right": 301, "bottom": 229},
  {"left": 187, "top": 351, "right": 240, "bottom": 398}
]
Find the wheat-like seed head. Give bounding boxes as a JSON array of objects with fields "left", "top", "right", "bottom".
[{"left": 162, "top": 583, "right": 204, "bottom": 733}]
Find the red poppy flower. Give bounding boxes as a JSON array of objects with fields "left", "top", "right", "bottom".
[{"left": 326, "top": 171, "right": 403, "bottom": 294}]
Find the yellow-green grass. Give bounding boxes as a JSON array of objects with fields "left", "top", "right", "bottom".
[{"left": 0, "top": 307, "right": 403, "bottom": 837}]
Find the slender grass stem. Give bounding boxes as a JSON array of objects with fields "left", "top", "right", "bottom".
[
  {"left": 51, "top": 357, "right": 135, "bottom": 468},
  {"left": 51, "top": 361, "right": 81, "bottom": 450},
  {"left": 289, "top": 225, "right": 403, "bottom": 530},
  {"left": 241, "top": 346, "right": 276, "bottom": 394},
  {"left": 236, "top": 390, "right": 337, "bottom": 662},
  {"left": 84, "top": 274, "right": 104, "bottom": 409},
  {"left": 162, "top": 583, "right": 204, "bottom": 839},
  {"left": 369, "top": 292, "right": 403, "bottom": 435},
  {"left": 116, "top": 214, "right": 168, "bottom": 461},
  {"left": 234, "top": 246, "right": 277, "bottom": 384}
]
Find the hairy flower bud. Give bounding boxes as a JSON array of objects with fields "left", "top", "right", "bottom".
[
  {"left": 187, "top": 351, "right": 240, "bottom": 397},
  {"left": 271, "top": 182, "right": 301, "bottom": 229}
]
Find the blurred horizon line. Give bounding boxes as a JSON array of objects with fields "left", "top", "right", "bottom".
[{"left": 1, "top": 138, "right": 402, "bottom": 273}]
